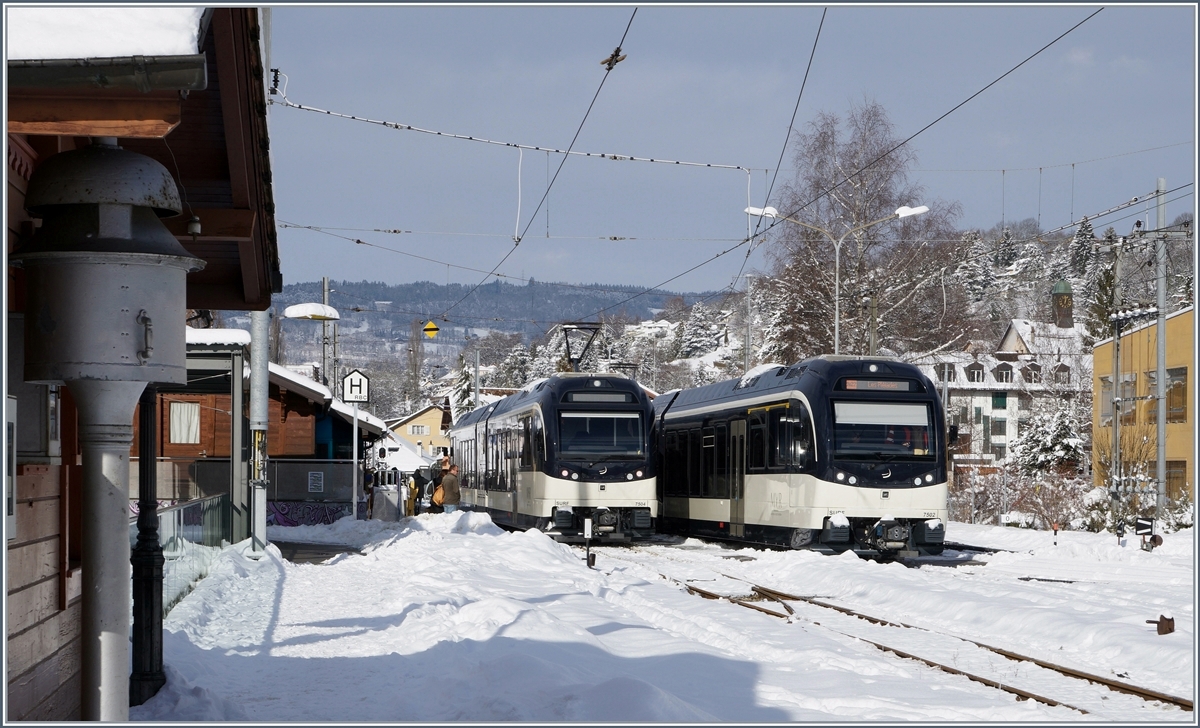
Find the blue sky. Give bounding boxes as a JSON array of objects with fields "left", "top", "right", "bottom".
[{"left": 267, "top": 4, "right": 1195, "bottom": 293}]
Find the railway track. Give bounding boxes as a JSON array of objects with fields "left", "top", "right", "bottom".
[{"left": 591, "top": 545, "right": 1192, "bottom": 719}]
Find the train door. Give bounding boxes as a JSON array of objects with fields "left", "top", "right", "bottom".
[{"left": 730, "top": 419, "right": 746, "bottom": 538}]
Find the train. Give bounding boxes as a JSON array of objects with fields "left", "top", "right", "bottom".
[
  {"left": 448, "top": 373, "right": 657, "bottom": 543},
  {"left": 651, "top": 355, "right": 950, "bottom": 556},
  {"left": 446, "top": 355, "right": 950, "bottom": 557}
]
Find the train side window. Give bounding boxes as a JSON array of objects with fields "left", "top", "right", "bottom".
[
  {"left": 701, "top": 427, "right": 715, "bottom": 497},
  {"left": 688, "top": 429, "right": 703, "bottom": 497},
  {"left": 664, "top": 431, "right": 685, "bottom": 496},
  {"left": 530, "top": 413, "right": 545, "bottom": 470},
  {"left": 748, "top": 413, "right": 767, "bottom": 472},
  {"left": 768, "top": 408, "right": 787, "bottom": 469},
  {"left": 790, "top": 400, "right": 813, "bottom": 470},
  {"left": 713, "top": 422, "right": 728, "bottom": 499},
  {"left": 519, "top": 417, "right": 533, "bottom": 470}
]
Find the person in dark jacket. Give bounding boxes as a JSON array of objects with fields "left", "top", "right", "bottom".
[{"left": 441, "top": 464, "right": 461, "bottom": 513}]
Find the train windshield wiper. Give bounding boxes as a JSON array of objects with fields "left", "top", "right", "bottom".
[{"left": 587, "top": 453, "right": 638, "bottom": 467}]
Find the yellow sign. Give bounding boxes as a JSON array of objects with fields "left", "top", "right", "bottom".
[{"left": 423, "top": 320, "right": 440, "bottom": 338}]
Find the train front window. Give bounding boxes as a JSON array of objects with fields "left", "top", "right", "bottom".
[
  {"left": 833, "top": 401, "right": 933, "bottom": 460},
  {"left": 559, "top": 412, "right": 644, "bottom": 458}
]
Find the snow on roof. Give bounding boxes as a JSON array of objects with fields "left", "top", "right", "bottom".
[
  {"left": 1001, "top": 319, "right": 1089, "bottom": 357},
  {"left": 7, "top": 7, "right": 206, "bottom": 60},
  {"left": 330, "top": 400, "right": 387, "bottom": 437},
  {"left": 737, "top": 363, "right": 786, "bottom": 388},
  {"left": 186, "top": 327, "right": 251, "bottom": 347},
  {"left": 267, "top": 362, "right": 331, "bottom": 404}
]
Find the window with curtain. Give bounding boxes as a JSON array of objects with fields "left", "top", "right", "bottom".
[{"left": 169, "top": 401, "right": 201, "bottom": 444}]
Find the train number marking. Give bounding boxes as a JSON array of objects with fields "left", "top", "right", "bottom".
[{"left": 634, "top": 501, "right": 647, "bottom": 507}]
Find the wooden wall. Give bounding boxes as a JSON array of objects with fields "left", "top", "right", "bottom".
[
  {"left": 7, "top": 133, "right": 83, "bottom": 721},
  {"left": 131, "top": 385, "right": 318, "bottom": 461}
]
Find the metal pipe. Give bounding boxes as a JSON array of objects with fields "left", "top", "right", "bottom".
[
  {"left": 1155, "top": 178, "right": 1167, "bottom": 526},
  {"left": 249, "top": 309, "right": 270, "bottom": 557},
  {"left": 70, "top": 379, "right": 146, "bottom": 721},
  {"left": 744, "top": 276, "right": 752, "bottom": 373},
  {"left": 322, "top": 277, "right": 329, "bottom": 385}
]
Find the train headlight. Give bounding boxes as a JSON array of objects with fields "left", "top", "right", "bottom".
[
  {"left": 925, "top": 474, "right": 934, "bottom": 483},
  {"left": 836, "top": 472, "right": 845, "bottom": 481},
  {"left": 561, "top": 469, "right": 570, "bottom": 478},
  {"left": 848, "top": 475, "right": 857, "bottom": 485},
  {"left": 913, "top": 477, "right": 922, "bottom": 486},
  {"left": 635, "top": 470, "right": 643, "bottom": 478},
  {"left": 626, "top": 473, "right": 634, "bottom": 481},
  {"left": 571, "top": 473, "right": 580, "bottom": 481}
]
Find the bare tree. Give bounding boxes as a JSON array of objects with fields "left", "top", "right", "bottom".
[{"left": 764, "top": 98, "right": 965, "bottom": 359}]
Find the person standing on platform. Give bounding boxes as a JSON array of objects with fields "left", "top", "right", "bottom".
[{"left": 441, "top": 464, "right": 461, "bottom": 514}]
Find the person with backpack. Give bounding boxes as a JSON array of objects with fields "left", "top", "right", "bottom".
[{"left": 440, "top": 464, "right": 461, "bottom": 513}]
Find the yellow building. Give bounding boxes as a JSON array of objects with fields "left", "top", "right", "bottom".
[
  {"left": 387, "top": 404, "right": 451, "bottom": 457},
  {"left": 1092, "top": 306, "right": 1193, "bottom": 501}
]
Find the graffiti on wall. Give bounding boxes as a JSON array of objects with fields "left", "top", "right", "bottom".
[{"left": 266, "top": 501, "right": 353, "bottom": 527}]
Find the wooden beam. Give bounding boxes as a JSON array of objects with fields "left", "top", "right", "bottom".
[
  {"left": 161, "top": 208, "right": 255, "bottom": 239},
  {"left": 6, "top": 92, "right": 182, "bottom": 138},
  {"left": 212, "top": 8, "right": 251, "bottom": 209}
]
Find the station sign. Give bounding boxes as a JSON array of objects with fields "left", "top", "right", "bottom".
[{"left": 343, "top": 369, "right": 370, "bottom": 403}]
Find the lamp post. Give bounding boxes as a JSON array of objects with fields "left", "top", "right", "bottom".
[
  {"left": 746, "top": 204, "right": 928, "bottom": 354},
  {"left": 282, "top": 301, "right": 341, "bottom": 368}
]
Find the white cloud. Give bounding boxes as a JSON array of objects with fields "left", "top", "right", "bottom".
[
  {"left": 1110, "top": 55, "right": 1151, "bottom": 75},
  {"left": 1066, "top": 47, "right": 1094, "bottom": 68}
]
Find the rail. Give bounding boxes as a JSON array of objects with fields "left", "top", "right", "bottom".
[{"left": 596, "top": 545, "right": 1193, "bottom": 716}]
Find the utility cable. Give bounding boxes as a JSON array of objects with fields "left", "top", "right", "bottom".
[
  {"left": 439, "top": 7, "right": 638, "bottom": 320},
  {"left": 278, "top": 221, "right": 739, "bottom": 243},
  {"left": 757, "top": 7, "right": 1103, "bottom": 242},
  {"left": 586, "top": 237, "right": 751, "bottom": 320},
  {"left": 279, "top": 220, "right": 693, "bottom": 296},
  {"left": 734, "top": 7, "right": 827, "bottom": 292}
]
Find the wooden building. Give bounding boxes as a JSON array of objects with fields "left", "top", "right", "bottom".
[{"left": 6, "top": 8, "right": 280, "bottom": 720}]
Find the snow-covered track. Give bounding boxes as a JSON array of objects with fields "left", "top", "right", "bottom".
[
  {"left": 595, "top": 545, "right": 1192, "bottom": 718},
  {"left": 750, "top": 584, "right": 1193, "bottom": 713}
]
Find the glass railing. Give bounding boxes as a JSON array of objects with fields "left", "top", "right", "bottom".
[
  {"left": 129, "top": 493, "right": 230, "bottom": 613},
  {"left": 129, "top": 456, "right": 366, "bottom": 529}
]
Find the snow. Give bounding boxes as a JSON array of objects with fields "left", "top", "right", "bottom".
[
  {"left": 185, "top": 327, "right": 250, "bottom": 347},
  {"left": 132, "top": 517, "right": 1194, "bottom": 722},
  {"left": 737, "top": 362, "right": 786, "bottom": 388},
  {"left": 6, "top": 7, "right": 206, "bottom": 60},
  {"left": 280, "top": 302, "right": 341, "bottom": 321}
]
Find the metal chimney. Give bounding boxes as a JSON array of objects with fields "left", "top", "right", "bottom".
[{"left": 11, "top": 138, "right": 203, "bottom": 721}]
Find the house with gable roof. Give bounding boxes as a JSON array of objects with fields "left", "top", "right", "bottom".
[{"left": 910, "top": 283, "right": 1092, "bottom": 480}]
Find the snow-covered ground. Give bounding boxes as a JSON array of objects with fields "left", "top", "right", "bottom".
[{"left": 131, "top": 515, "right": 1194, "bottom": 722}]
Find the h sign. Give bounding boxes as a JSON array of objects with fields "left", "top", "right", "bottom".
[{"left": 343, "top": 369, "right": 370, "bottom": 403}]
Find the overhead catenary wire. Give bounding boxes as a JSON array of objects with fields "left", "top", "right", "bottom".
[
  {"left": 731, "top": 6, "right": 827, "bottom": 293},
  {"left": 278, "top": 222, "right": 740, "bottom": 243},
  {"left": 755, "top": 7, "right": 1104, "bottom": 243},
  {"left": 438, "top": 7, "right": 640, "bottom": 321},
  {"left": 278, "top": 219, "right": 698, "bottom": 297}
]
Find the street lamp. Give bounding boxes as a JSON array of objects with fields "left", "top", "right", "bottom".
[
  {"left": 746, "top": 204, "right": 928, "bottom": 354},
  {"left": 282, "top": 303, "right": 340, "bottom": 384}
]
